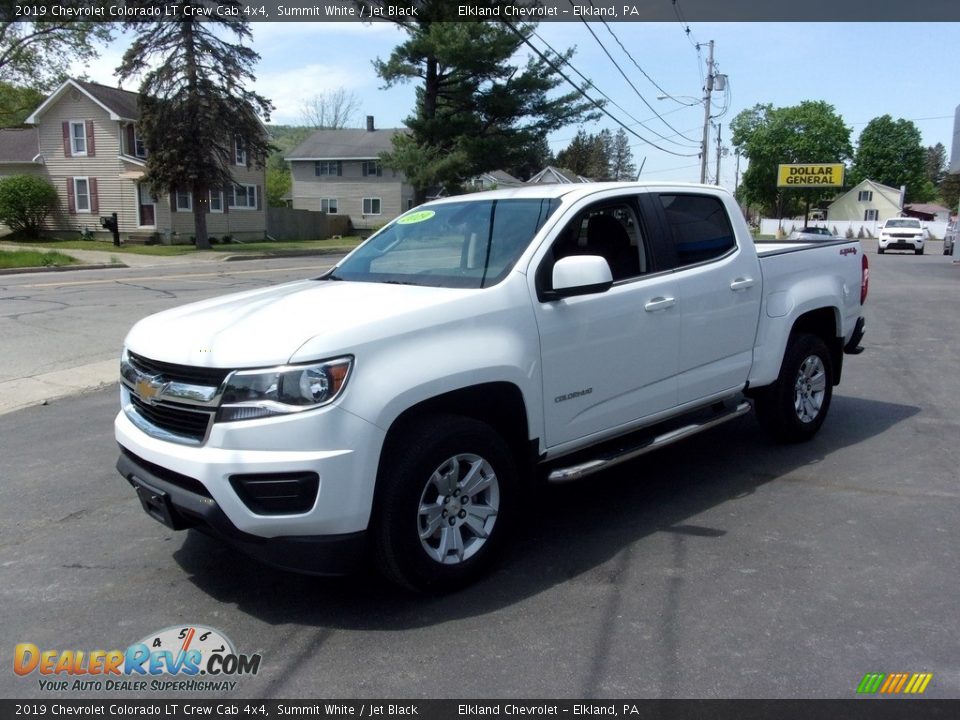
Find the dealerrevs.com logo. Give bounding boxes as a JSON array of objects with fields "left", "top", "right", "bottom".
[{"left": 14, "top": 625, "right": 261, "bottom": 692}]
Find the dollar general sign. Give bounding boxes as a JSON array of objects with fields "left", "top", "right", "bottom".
[{"left": 777, "top": 163, "right": 845, "bottom": 187}]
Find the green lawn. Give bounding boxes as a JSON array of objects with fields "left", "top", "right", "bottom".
[
  {"left": 0, "top": 249, "right": 80, "bottom": 269},
  {"left": 5, "top": 237, "right": 363, "bottom": 256}
]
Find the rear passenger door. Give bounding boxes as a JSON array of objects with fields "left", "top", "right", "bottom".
[{"left": 651, "top": 192, "right": 762, "bottom": 406}]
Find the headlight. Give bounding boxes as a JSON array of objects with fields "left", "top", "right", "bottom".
[{"left": 217, "top": 357, "right": 352, "bottom": 422}]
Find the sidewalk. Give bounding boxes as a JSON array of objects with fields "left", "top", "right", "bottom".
[{"left": 0, "top": 242, "right": 231, "bottom": 270}]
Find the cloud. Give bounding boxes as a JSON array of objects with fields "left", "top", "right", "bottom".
[{"left": 254, "top": 62, "right": 375, "bottom": 124}]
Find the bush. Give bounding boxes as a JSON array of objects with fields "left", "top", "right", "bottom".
[{"left": 0, "top": 175, "right": 59, "bottom": 238}]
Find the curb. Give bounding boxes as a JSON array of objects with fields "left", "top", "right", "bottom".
[
  {"left": 0, "top": 262, "right": 127, "bottom": 276},
  {"left": 221, "top": 249, "right": 352, "bottom": 261}
]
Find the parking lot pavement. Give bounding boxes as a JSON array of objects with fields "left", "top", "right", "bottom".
[
  {"left": 0, "top": 245, "right": 958, "bottom": 700},
  {"left": 0, "top": 257, "right": 338, "bottom": 415}
]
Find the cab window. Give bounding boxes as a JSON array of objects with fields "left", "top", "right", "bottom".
[{"left": 659, "top": 194, "right": 736, "bottom": 267}]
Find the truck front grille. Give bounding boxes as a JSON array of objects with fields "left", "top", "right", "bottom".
[
  {"left": 129, "top": 395, "right": 214, "bottom": 443},
  {"left": 128, "top": 351, "right": 231, "bottom": 387}
]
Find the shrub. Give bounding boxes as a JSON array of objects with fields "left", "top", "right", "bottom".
[{"left": 0, "top": 175, "right": 59, "bottom": 238}]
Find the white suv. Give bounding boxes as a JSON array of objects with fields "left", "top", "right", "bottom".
[{"left": 877, "top": 217, "right": 925, "bottom": 255}]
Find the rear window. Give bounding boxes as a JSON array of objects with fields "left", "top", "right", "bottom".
[{"left": 659, "top": 194, "right": 736, "bottom": 267}]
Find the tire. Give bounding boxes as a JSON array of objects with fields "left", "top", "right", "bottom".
[
  {"left": 916, "top": 248, "right": 924, "bottom": 255},
  {"left": 877, "top": 247, "right": 885, "bottom": 254},
  {"left": 371, "top": 414, "right": 516, "bottom": 593},
  {"left": 754, "top": 334, "right": 833, "bottom": 443}
]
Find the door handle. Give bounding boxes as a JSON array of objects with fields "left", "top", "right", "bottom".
[
  {"left": 644, "top": 296, "right": 676, "bottom": 312},
  {"left": 729, "top": 277, "right": 755, "bottom": 291}
]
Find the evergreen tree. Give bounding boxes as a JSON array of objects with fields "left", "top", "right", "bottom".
[
  {"left": 118, "top": 1, "right": 272, "bottom": 249},
  {"left": 609, "top": 128, "right": 637, "bottom": 181},
  {"left": 925, "top": 142, "right": 947, "bottom": 189},
  {"left": 359, "top": 2, "right": 597, "bottom": 200}
]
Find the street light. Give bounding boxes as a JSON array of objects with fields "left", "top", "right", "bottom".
[{"left": 657, "top": 93, "right": 710, "bottom": 183}]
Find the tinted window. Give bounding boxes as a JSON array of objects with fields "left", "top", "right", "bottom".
[{"left": 659, "top": 194, "right": 735, "bottom": 267}]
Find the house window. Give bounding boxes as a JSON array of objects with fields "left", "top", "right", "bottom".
[
  {"left": 362, "top": 161, "right": 382, "bottom": 177},
  {"left": 320, "top": 198, "right": 338, "bottom": 214},
  {"left": 315, "top": 161, "right": 342, "bottom": 176},
  {"left": 858, "top": 190, "right": 873, "bottom": 202},
  {"left": 230, "top": 184, "right": 257, "bottom": 209},
  {"left": 74, "top": 177, "right": 90, "bottom": 212},
  {"left": 864, "top": 209, "right": 879, "bottom": 221},
  {"left": 70, "top": 121, "right": 87, "bottom": 156},
  {"left": 235, "top": 137, "right": 247, "bottom": 166},
  {"left": 134, "top": 131, "right": 146, "bottom": 158},
  {"left": 363, "top": 197, "right": 381, "bottom": 215},
  {"left": 175, "top": 190, "right": 192, "bottom": 212},
  {"left": 209, "top": 190, "right": 224, "bottom": 213}
]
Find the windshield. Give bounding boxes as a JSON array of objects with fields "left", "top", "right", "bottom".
[
  {"left": 886, "top": 219, "right": 921, "bottom": 228},
  {"left": 327, "top": 198, "right": 560, "bottom": 288}
]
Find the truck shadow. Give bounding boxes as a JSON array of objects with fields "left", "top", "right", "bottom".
[{"left": 173, "top": 394, "right": 918, "bottom": 628}]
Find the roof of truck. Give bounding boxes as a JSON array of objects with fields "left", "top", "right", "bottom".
[{"left": 424, "top": 181, "right": 730, "bottom": 205}]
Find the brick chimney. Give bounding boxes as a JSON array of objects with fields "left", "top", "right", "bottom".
[{"left": 366, "top": 116, "right": 375, "bottom": 132}]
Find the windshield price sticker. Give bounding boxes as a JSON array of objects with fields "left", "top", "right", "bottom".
[{"left": 397, "top": 210, "right": 436, "bottom": 224}]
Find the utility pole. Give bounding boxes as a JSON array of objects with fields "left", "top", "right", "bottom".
[
  {"left": 715, "top": 123, "right": 722, "bottom": 186},
  {"left": 699, "top": 39, "right": 714, "bottom": 184}
]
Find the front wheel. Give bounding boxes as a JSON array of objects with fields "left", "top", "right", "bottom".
[
  {"left": 371, "top": 414, "right": 516, "bottom": 592},
  {"left": 754, "top": 334, "right": 834, "bottom": 443},
  {"left": 916, "top": 247, "right": 924, "bottom": 255}
]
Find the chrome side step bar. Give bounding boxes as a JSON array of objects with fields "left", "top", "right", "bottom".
[{"left": 546, "top": 401, "right": 752, "bottom": 483}]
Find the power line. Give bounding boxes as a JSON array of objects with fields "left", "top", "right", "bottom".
[
  {"left": 572, "top": 0, "right": 701, "bottom": 145},
  {"left": 532, "top": 30, "right": 699, "bottom": 150},
  {"left": 503, "top": 21, "right": 699, "bottom": 159}
]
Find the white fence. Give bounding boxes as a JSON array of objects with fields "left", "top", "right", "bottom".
[{"left": 760, "top": 218, "right": 949, "bottom": 240}]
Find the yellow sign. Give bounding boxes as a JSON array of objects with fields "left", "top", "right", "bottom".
[{"left": 777, "top": 163, "right": 845, "bottom": 187}]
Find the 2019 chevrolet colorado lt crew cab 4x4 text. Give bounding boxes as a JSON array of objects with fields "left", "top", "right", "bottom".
[{"left": 115, "top": 183, "right": 868, "bottom": 592}]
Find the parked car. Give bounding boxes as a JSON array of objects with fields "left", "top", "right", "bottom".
[
  {"left": 788, "top": 226, "right": 837, "bottom": 241},
  {"left": 944, "top": 222, "right": 956, "bottom": 256},
  {"left": 115, "top": 183, "right": 868, "bottom": 591},
  {"left": 877, "top": 217, "right": 925, "bottom": 255}
]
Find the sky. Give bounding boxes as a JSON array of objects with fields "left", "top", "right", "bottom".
[{"left": 71, "top": 21, "right": 960, "bottom": 193}]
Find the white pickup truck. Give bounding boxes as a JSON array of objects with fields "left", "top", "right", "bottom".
[{"left": 115, "top": 183, "right": 868, "bottom": 591}]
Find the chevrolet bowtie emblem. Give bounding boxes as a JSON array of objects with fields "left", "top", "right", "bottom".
[{"left": 136, "top": 375, "right": 167, "bottom": 404}]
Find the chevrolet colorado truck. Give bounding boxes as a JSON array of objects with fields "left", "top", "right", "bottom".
[{"left": 115, "top": 183, "right": 868, "bottom": 591}]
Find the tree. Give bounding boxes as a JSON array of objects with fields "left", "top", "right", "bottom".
[
  {"left": 851, "top": 115, "right": 931, "bottom": 202},
  {"left": 0, "top": 174, "right": 58, "bottom": 237},
  {"left": 940, "top": 173, "right": 960, "bottom": 212},
  {"left": 266, "top": 165, "right": 291, "bottom": 208},
  {"left": 0, "top": 6, "right": 112, "bottom": 91},
  {"left": 925, "top": 142, "right": 947, "bottom": 188},
  {"left": 609, "top": 128, "right": 637, "bottom": 181},
  {"left": 555, "top": 128, "right": 615, "bottom": 179},
  {"left": 300, "top": 88, "right": 361, "bottom": 129},
  {"left": 730, "top": 101, "right": 852, "bottom": 218},
  {"left": 117, "top": 1, "right": 272, "bottom": 249},
  {"left": 0, "top": 81, "right": 43, "bottom": 127},
  {"left": 359, "top": 3, "right": 598, "bottom": 200},
  {"left": 506, "top": 133, "right": 552, "bottom": 181}
]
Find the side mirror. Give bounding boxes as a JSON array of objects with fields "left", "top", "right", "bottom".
[{"left": 551, "top": 255, "right": 613, "bottom": 298}]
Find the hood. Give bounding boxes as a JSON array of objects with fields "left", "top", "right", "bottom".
[{"left": 124, "top": 279, "right": 475, "bottom": 368}]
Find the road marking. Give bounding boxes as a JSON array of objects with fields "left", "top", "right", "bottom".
[{"left": 16, "top": 263, "right": 334, "bottom": 289}]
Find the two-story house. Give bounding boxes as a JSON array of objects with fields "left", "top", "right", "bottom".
[
  {"left": 286, "top": 117, "right": 413, "bottom": 230},
  {"left": 16, "top": 78, "right": 266, "bottom": 242}
]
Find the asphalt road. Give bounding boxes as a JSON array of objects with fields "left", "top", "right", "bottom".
[
  {"left": 0, "top": 257, "right": 339, "bottom": 413},
  {"left": 1, "top": 246, "right": 958, "bottom": 700}
]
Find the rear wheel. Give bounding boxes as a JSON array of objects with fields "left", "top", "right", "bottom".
[
  {"left": 754, "top": 334, "right": 833, "bottom": 443},
  {"left": 372, "top": 414, "right": 516, "bottom": 592}
]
